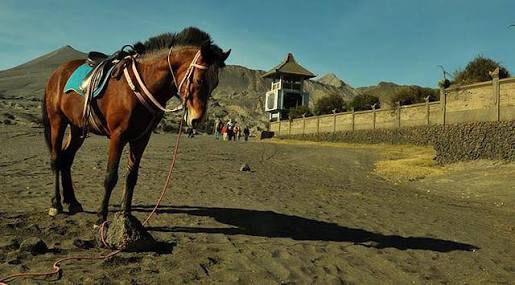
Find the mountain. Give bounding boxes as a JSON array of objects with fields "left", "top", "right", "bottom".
[
  {"left": 0, "top": 46, "right": 86, "bottom": 99},
  {"left": 0, "top": 46, "right": 357, "bottom": 129},
  {"left": 6, "top": 45, "right": 86, "bottom": 71},
  {"left": 306, "top": 75, "right": 358, "bottom": 104},
  {"left": 357, "top": 81, "right": 436, "bottom": 109},
  {"left": 208, "top": 66, "right": 358, "bottom": 128},
  {"left": 317, "top": 73, "right": 345, "bottom": 88}
]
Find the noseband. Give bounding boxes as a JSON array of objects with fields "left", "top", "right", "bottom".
[{"left": 123, "top": 48, "right": 208, "bottom": 114}]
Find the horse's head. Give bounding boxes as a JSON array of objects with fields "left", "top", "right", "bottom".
[{"left": 176, "top": 44, "right": 230, "bottom": 128}]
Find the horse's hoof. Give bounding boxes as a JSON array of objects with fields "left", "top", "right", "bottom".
[
  {"left": 48, "top": 207, "right": 61, "bottom": 217},
  {"left": 68, "top": 203, "right": 84, "bottom": 215}
]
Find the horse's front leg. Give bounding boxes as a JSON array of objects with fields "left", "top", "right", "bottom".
[
  {"left": 97, "top": 134, "right": 125, "bottom": 225},
  {"left": 121, "top": 135, "right": 151, "bottom": 216}
]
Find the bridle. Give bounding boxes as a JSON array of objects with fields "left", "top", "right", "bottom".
[
  {"left": 167, "top": 47, "right": 208, "bottom": 113},
  {"left": 0, "top": 46, "right": 226, "bottom": 283},
  {"left": 169, "top": 48, "right": 208, "bottom": 100},
  {"left": 123, "top": 47, "right": 209, "bottom": 116},
  {"left": 0, "top": 48, "right": 212, "bottom": 285}
]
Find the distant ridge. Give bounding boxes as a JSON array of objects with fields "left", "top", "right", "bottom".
[
  {"left": 209, "top": 65, "right": 358, "bottom": 127},
  {"left": 317, "top": 73, "right": 346, "bottom": 88},
  {"left": 0, "top": 46, "right": 358, "bottom": 129},
  {"left": 357, "top": 81, "right": 436, "bottom": 108},
  {"left": 1, "top": 45, "right": 86, "bottom": 73},
  {"left": 0, "top": 46, "right": 87, "bottom": 99}
]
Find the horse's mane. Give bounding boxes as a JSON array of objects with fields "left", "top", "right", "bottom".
[{"left": 134, "top": 27, "right": 225, "bottom": 66}]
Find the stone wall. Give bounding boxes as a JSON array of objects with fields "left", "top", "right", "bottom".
[
  {"left": 269, "top": 76, "right": 515, "bottom": 164},
  {"left": 270, "top": 77, "right": 515, "bottom": 136},
  {"left": 281, "top": 121, "right": 515, "bottom": 164},
  {"left": 434, "top": 121, "right": 515, "bottom": 164}
]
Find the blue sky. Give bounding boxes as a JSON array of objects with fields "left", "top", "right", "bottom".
[{"left": 1, "top": 0, "right": 514, "bottom": 87}]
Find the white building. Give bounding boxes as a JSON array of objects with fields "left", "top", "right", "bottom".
[{"left": 263, "top": 53, "right": 316, "bottom": 121}]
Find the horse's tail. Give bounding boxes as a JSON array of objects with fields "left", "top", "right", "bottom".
[{"left": 41, "top": 91, "right": 51, "bottom": 151}]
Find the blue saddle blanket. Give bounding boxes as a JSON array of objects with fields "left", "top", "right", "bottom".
[{"left": 64, "top": 63, "right": 114, "bottom": 97}]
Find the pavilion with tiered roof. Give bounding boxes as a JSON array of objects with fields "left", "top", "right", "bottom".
[{"left": 263, "top": 53, "right": 315, "bottom": 121}]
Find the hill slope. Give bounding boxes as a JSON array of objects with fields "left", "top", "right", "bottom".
[
  {"left": 357, "top": 81, "right": 437, "bottom": 108},
  {"left": 0, "top": 46, "right": 87, "bottom": 99},
  {"left": 0, "top": 46, "right": 358, "bottom": 129},
  {"left": 208, "top": 66, "right": 358, "bottom": 128},
  {"left": 317, "top": 73, "right": 345, "bottom": 88}
]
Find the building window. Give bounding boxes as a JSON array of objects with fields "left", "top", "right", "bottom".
[{"left": 267, "top": 93, "right": 275, "bottom": 110}]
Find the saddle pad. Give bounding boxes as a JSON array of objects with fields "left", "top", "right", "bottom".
[{"left": 64, "top": 63, "right": 114, "bottom": 97}]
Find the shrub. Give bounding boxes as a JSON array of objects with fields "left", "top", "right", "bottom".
[
  {"left": 288, "top": 105, "right": 312, "bottom": 119},
  {"left": 212, "top": 108, "right": 228, "bottom": 118},
  {"left": 390, "top": 87, "right": 439, "bottom": 106},
  {"left": 313, "top": 93, "right": 346, "bottom": 115},
  {"left": 452, "top": 55, "right": 510, "bottom": 85},
  {"left": 438, "top": 79, "right": 451, "bottom": 89},
  {"left": 349, "top": 93, "right": 380, "bottom": 111},
  {"left": 159, "top": 120, "right": 178, "bottom": 133}
]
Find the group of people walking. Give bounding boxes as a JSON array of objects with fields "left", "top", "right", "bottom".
[{"left": 215, "top": 119, "right": 250, "bottom": 141}]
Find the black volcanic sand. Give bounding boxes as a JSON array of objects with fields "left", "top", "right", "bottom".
[{"left": 0, "top": 125, "right": 514, "bottom": 284}]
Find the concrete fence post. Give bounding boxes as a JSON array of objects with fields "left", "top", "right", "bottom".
[
  {"left": 372, "top": 104, "right": 377, "bottom": 130},
  {"left": 425, "top": 96, "right": 430, "bottom": 125},
  {"left": 332, "top": 109, "right": 337, "bottom": 134},
  {"left": 490, "top": 67, "right": 500, "bottom": 121},
  {"left": 316, "top": 115, "right": 320, "bottom": 135},
  {"left": 351, "top": 108, "right": 355, "bottom": 131},
  {"left": 440, "top": 87, "right": 447, "bottom": 126},
  {"left": 302, "top": 114, "right": 306, "bottom": 136},
  {"left": 288, "top": 117, "right": 292, "bottom": 136},
  {"left": 396, "top": 102, "right": 401, "bottom": 128}
]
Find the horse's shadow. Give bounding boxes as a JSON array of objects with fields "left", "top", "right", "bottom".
[{"left": 132, "top": 205, "right": 479, "bottom": 253}]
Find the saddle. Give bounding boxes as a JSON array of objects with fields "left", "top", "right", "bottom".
[
  {"left": 80, "top": 50, "right": 129, "bottom": 94},
  {"left": 77, "top": 46, "right": 137, "bottom": 137},
  {"left": 87, "top": 51, "right": 109, "bottom": 66}
]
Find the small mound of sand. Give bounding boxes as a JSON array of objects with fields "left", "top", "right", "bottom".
[{"left": 98, "top": 213, "right": 155, "bottom": 251}]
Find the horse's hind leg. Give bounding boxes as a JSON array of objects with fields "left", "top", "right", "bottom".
[
  {"left": 48, "top": 118, "right": 67, "bottom": 216},
  {"left": 61, "top": 125, "right": 85, "bottom": 214}
]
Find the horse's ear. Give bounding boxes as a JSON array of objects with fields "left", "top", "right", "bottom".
[{"left": 220, "top": 49, "right": 231, "bottom": 63}]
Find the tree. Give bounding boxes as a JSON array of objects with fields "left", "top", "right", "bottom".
[
  {"left": 288, "top": 105, "right": 312, "bottom": 119},
  {"left": 452, "top": 55, "right": 510, "bottom": 85},
  {"left": 313, "top": 93, "right": 346, "bottom": 115},
  {"left": 349, "top": 93, "right": 380, "bottom": 111},
  {"left": 390, "top": 87, "right": 439, "bottom": 106}
]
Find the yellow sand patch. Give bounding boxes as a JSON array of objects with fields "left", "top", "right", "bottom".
[
  {"left": 374, "top": 149, "right": 446, "bottom": 184},
  {"left": 265, "top": 139, "right": 446, "bottom": 183}
]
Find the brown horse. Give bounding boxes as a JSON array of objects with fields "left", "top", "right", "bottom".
[{"left": 42, "top": 27, "right": 230, "bottom": 224}]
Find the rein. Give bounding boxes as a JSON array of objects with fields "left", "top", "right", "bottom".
[
  {"left": 0, "top": 118, "right": 187, "bottom": 284},
  {"left": 0, "top": 49, "right": 206, "bottom": 285}
]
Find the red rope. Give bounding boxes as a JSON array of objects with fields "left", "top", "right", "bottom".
[
  {"left": 143, "top": 118, "right": 184, "bottom": 226},
  {"left": 0, "top": 119, "right": 185, "bottom": 284},
  {"left": 99, "top": 221, "right": 110, "bottom": 248}
]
